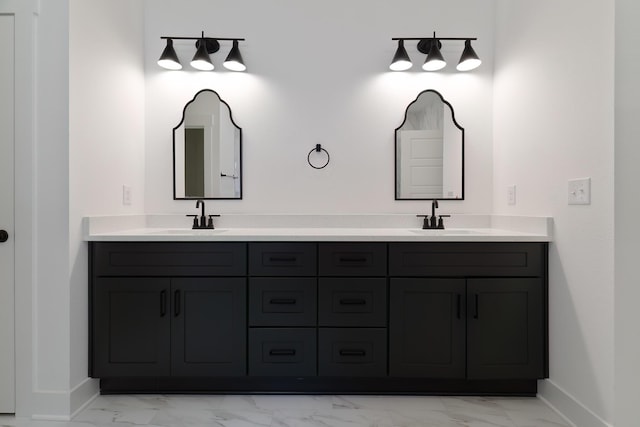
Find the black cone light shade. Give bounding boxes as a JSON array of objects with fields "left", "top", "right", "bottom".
[
  {"left": 157, "top": 39, "right": 182, "bottom": 70},
  {"left": 422, "top": 39, "right": 446, "bottom": 71},
  {"left": 223, "top": 40, "right": 246, "bottom": 71},
  {"left": 191, "top": 38, "right": 214, "bottom": 71},
  {"left": 390, "top": 40, "right": 412, "bottom": 71},
  {"left": 457, "top": 39, "right": 482, "bottom": 71}
]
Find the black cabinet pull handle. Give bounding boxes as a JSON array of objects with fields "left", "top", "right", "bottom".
[
  {"left": 269, "top": 298, "right": 297, "bottom": 305},
  {"left": 457, "top": 294, "right": 461, "bottom": 319},
  {"left": 338, "top": 257, "right": 367, "bottom": 263},
  {"left": 339, "top": 298, "right": 366, "bottom": 305},
  {"left": 474, "top": 294, "right": 479, "bottom": 319},
  {"left": 339, "top": 349, "right": 366, "bottom": 356},
  {"left": 269, "top": 349, "right": 296, "bottom": 356},
  {"left": 0, "top": 230, "right": 8, "bottom": 243},
  {"left": 174, "top": 290, "right": 181, "bottom": 316},
  {"left": 268, "top": 256, "right": 296, "bottom": 263},
  {"left": 160, "top": 290, "right": 167, "bottom": 317}
]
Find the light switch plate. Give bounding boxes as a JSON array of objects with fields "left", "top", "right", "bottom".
[
  {"left": 507, "top": 185, "right": 516, "bottom": 205},
  {"left": 568, "top": 178, "right": 590, "bottom": 205}
]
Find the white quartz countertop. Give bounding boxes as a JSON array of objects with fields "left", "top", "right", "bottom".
[{"left": 83, "top": 214, "right": 553, "bottom": 242}]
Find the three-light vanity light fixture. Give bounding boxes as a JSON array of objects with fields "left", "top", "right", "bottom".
[
  {"left": 390, "top": 33, "right": 481, "bottom": 72},
  {"left": 158, "top": 31, "right": 246, "bottom": 71}
]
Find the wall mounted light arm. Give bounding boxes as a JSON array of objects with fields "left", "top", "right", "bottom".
[
  {"left": 158, "top": 33, "right": 247, "bottom": 71},
  {"left": 390, "top": 35, "right": 480, "bottom": 72}
]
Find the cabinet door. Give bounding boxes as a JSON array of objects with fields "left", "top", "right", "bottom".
[
  {"left": 92, "top": 278, "right": 171, "bottom": 377},
  {"left": 467, "top": 278, "right": 543, "bottom": 379},
  {"left": 389, "top": 278, "right": 466, "bottom": 378},
  {"left": 171, "top": 278, "right": 247, "bottom": 376}
]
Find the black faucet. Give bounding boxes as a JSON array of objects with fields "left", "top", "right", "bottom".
[
  {"left": 186, "top": 200, "right": 219, "bottom": 229},
  {"left": 430, "top": 200, "right": 439, "bottom": 229},
  {"left": 196, "top": 200, "right": 206, "bottom": 228},
  {"left": 417, "top": 200, "right": 450, "bottom": 229}
]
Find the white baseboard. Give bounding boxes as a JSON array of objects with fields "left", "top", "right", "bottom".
[
  {"left": 30, "top": 377, "right": 99, "bottom": 421},
  {"left": 70, "top": 377, "right": 99, "bottom": 418},
  {"left": 538, "top": 379, "right": 613, "bottom": 427}
]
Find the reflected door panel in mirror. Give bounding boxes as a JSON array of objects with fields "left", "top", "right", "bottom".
[
  {"left": 173, "top": 89, "right": 242, "bottom": 199},
  {"left": 395, "top": 90, "right": 464, "bottom": 200}
]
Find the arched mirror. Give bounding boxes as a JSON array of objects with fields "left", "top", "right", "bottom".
[
  {"left": 173, "top": 89, "right": 242, "bottom": 199},
  {"left": 395, "top": 89, "right": 464, "bottom": 200}
]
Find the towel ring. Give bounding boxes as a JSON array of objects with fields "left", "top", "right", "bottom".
[{"left": 307, "top": 144, "right": 330, "bottom": 169}]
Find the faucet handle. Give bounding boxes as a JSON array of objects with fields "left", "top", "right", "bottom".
[
  {"left": 186, "top": 214, "right": 199, "bottom": 229},
  {"left": 207, "top": 214, "right": 221, "bottom": 229},
  {"left": 437, "top": 214, "right": 451, "bottom": 230},
  {"left": 416, "top": 214, "right": 430, "bottom": 230}
]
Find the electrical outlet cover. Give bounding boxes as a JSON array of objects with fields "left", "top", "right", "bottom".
[
  {"left": 122, "top": 185, "right": 132, "bottom": 206},
  {"left": 507, "top": 185, "right": 516, "bottom": 205},
  {"left": 568, "top": 178, "right": 591, "bottom": 205}
]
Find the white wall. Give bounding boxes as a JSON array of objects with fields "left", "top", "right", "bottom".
[
  {"left": 494, "top": 1, "right": 614, "bottom": 426},
  {"left": 33, "top": 0, "right": 72, "bottom": 416},
  {"left": 144, "top": 0, "right": 496, "bottom": 215},
  {"left": 69, "top": 0, "right": 146, "bottom": 414},
  {"left": 614, "top": 1, "right": 640, "bottom": 426}
]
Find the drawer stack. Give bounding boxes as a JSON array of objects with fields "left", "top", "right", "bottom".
[
  {"left": 248, "top": 243, "right": 317, "bottom": 376},
  {"left": 318, "top": 243, "right": 387, "bottom": 377}
]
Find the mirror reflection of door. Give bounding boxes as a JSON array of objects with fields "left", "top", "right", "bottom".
[
  {"left": 185, "top": 128, "right": 205, "bottom": 197},
  {"left": 395, "top": 89, "right": 464, "bottom": 200},
  {"left": 399, "top": 130, "right": 443, "bottom": 198},
  {"left": 173, "top": 89, "right": 242, "bottom": 199}
]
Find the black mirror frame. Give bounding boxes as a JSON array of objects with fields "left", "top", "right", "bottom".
[
  {"left": 394, "top": 89, "right": 465, "bottom": 201},
  {"left": 173, "top": 88, "right": 243, "bottom": 200}
]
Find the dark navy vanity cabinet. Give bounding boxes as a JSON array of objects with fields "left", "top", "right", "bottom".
[{"left": 89, "top": 241, "right": 548, "bottom": 395}]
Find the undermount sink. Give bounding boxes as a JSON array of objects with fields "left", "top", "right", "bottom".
[
  {"left": 146, "top": 228, "right": 228, "bottom": 235},
  {"left": 409, "top": 228, "right": 487, "bottom": 235}
]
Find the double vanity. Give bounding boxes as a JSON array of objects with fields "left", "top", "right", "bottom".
[
  {"left": 86, "top": 86, "right": 550, "bottom": 396},
  {"left": 85, "top": 214, "right": 551, "bottom": 396}
]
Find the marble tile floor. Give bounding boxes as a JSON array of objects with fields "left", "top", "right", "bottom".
[{"left": 1, "top": 395, "right": 571, "bottom": 427}]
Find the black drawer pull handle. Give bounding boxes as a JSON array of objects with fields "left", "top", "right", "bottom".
[
  {"left": 268, "top": 256, "right": 297, "bottom": 263},
  {"left": 269, "top": 298, "right": 297, "bottom": 305},
  {"left": 339, "top": 298, "right": 366, "bottom": 305},
  {"left": 174, "top": 290, "right": 181, "bottom": 317},
  {"left": 339, "top": 349, "right": 366, "bottom": 357},
  {"left": 456, "top": 294, "right": 461, "bottom": 319},
  {"left": 338, "top": 257, "right": 367, "bottom": 263},
  {"left": 269, "top": 349, "right": 296, "bottom": 356},
  {"left": 474, "top": 294, "right": 479, "bottom": 319},
  {"left": 160, "top": 290, "right": 167, "bottom": 317}
]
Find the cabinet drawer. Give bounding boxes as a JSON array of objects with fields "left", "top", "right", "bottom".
[
  {"left": 389, "top": 242, "right": 546, "bottom": 277},
  {"left": 249, "top": 278, "right": 317, "bottom": 326},
  {"left": 91, "top": 242, "right": 247, "bottom": 277},
  {"left": 249, "top": 243, "right": 316, "bottom": 276},
  {"left": 319, "top": 243, "right": 387, "bottom": 276},
  {"left": 318, "top": 328, "right": 387, "bottom": 377},
  {"left": 318, "top": 278, "right": 387, "bottom": 327},
  {"left": 248, "top": 328, "right": 317, "bottom": 376}
]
